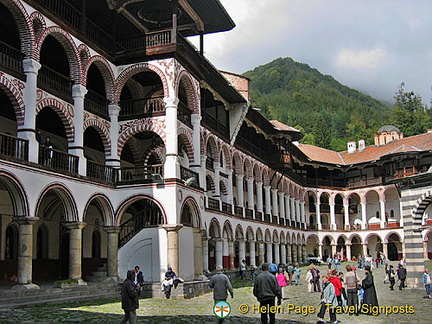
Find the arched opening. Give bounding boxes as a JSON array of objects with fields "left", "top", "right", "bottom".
[
  {"left": 85, "top": 63, "right": 109, "bottom": 118},
  {"left": 36, "top": 224, "right": 49, "bottom": 259}
]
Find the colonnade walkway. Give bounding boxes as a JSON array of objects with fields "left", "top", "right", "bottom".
[{"left": 0, "top": 262, "right": 431, "bottom": 323}]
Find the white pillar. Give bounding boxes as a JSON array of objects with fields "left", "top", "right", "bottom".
[
  {"left": 238, "top": 239, "right": 246, "bottom": 264},
  {"left": 361, "top": 202, "right": 367, "bottom": 230},
  {"left": 163, "top": 97, "right": 179, "bottom": 179},
  {"left": 316, "top": 201, "right": 322, "bottom": 230},
  {"left": 19, "top": 59, "right": 41, "bottom": 163},
  {"left": 266, "top": 242, "right": 273, "bottom": 263},
  {"left": 300, "top": 201, "right": 305, "bottom": 228},
  {"left": 285, "top": 195, "right": 291, "bottom": 225},
  {"left": 343, "top": 199, "right": 350, "bottom": 230},
  {"left": 256, "top": 181, "right": 264, "bottom": 213},
  {"left": 249, "top": 240, "right": 256, "bottom": 266},
  {"left": 226, "top": 169, "right": 234, "bottom": 206},
  {"left": 236, "top": 174, "right": 244, "bottom": 207},
  {"left": 191, "top": 114, "right": 201, "bottom": 166},
  {"left": 281, "top": 244, "right": 287, "bottom": 264},
  {"left": 271, "top": 188, "right": 279, "bottom": 217},
  {"left": 279, "top": 192, "right": 285, "bottom": 219},
  {"left": 274, "top": 243, "right": 280, "bottom": 264},
  {"left": 264, "top": 186, "right": 272, "bottom": 215},
  {"left": 107, "top": 104, "right": 121, "bottom": 166},
  {"left": 290, "top": 197, "right": 296, "bottom": 225},
  {"left": 215, "top": 238, "right": 223, "bottom": 268},
  {"left": 246, "top": 177, "right": 254, "bottom": 209},
  {"left": 202, "top": 236, "right": 209, "bottom": 272},
  {"left": 330, "top": 203, "right": 336, "bottom": 230},
  {"left": 70, "top": 84, "right": 88, "bottom": 175},
  {"left": 295, "top": 199, "right": 301, "bottom": 223},
  {"left": 214, "top": 163, "right": 221, "bottom": 197},
  {"left": 380, "top": 200, "right": 386, "bottom": 228}
]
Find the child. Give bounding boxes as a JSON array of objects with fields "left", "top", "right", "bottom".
[{"left": 294, "top": 263, "right": 301, "bottom": 285}]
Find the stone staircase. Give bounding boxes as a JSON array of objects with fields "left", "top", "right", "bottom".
[
  {"left": 0, "top": 281, "right": 121, "bottom": 308},
  {"left": 85, "top": 264, "right": 108, "bottom": 282}
]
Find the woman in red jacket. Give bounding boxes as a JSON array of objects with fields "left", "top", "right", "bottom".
[{"left": 328, "top": 269, "right": 343, "bottom": 306}]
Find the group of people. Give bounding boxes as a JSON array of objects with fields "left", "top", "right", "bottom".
[
  {"left": 357, "top": 252, "right": 387, "bottom": 270},
  {"left": 36, "top": 129, "right": 53, "bottom": 164}
]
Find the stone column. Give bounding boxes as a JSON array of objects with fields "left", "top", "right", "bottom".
[
  {"left": 346, "top": 243, "right": 352, "bottom": 262},
  {"left": 12, "top": 217, "right": 39, "bottom": 289},
  {"left": 202, "top": 235, "right": 209, "bottom": 272},
  {"left": 215, "top": 238, "right": 223, "bottom": 268},
  {"left": 193, "top": 228, "right": 203, "bottom": 278},
  {"left": 238, "top": 239, "right": 246, "bottom": 264},
  {"left": 300, "top": 201, "right": 305, "bottom": 228},
  {"left": 228, "top": 239, "right": 235, "bottom": 270},
  {"left": 383, "top": 242, "right": 388, "bottom": 260},
  {"left": 297, "top": 245, "right": 302, "bottom": 264},
  {"left": 280, "top": 244, "right": 287, "bottom": 264},
  {"left": 264, "top": 186, "right": 272, "bottom": 216},
  {"left": 258, "top": 241, "right": 265, "bottom": 266},
  {"left": 19, "top": 59, "right": 41, "bottom": 163},
  {"left": 361, "top": 202, "right": 367, "bottom": 230},
  {"left": 246, "top": 177, "right": 254, "bottom": 210},
  {"left": 274, "top": 243, "right": 280, "bottom": 264},
  {"left": 236, "top": 174, "right": 244, "bottom": 208},
  {"left": 65, "top": 222, "right": 87, "bottom": 285},
  {"left": 331, "top": 243, "right": 337, "bottom": 257},
  {"left": 214, "top": 163, "right": 221, "bottom": 198},
  {"left": 163, "top": 97, "right": 180, "bottom": 179},
  {"left": 107, "top": 104, "right": 121, "bottom": 167},
  {"left": 256, "top": 181, "right": 264, "bottom": 214},
  {"left": 191, "top": 114, "right": 202, "bottom": 167},
  {"left": 286, "top": 244, "right": 292, "bottom": 264},
  {"left": 316, "top": 201, "right": 322, "bottom": 230},
  {"left": 271, "top": 188, "right": 279, "bottom": 217},
  {"left": 302, "top": 245, "right": 307, "bottom": 263},
  {"left": 70, "top": 84, "right": 88, "bottom": 175},
  {"left": 330, "top": 203, "right": 336, "bottom": 230},
  {"left": 295, "top": 199, "right": 301, "bottom": 223},
  {"left": 104, "top": 226, "right": 120, "bottom": 281},
  {"left": 362, "top": 243, "right": 368, "bottom": 256},
  {"left": 249, "top": 240, "right": 256, "bottom": 266},
  {"left": 279, "top": 192, "right": 285, "bottom": 220},
  {"left": 343, "top": 199, "right": 350, "bottom": 230},
  {"left": 380, "top": 200, "right": 386, "bottom": 228},
  {"left": 292, "top": 244, "right": 297, "bottom": 263},
  {"left": 285, "top": 195, "right": 291, "bottom": 226},
  {"left": 290, "top": 198, "right": 296, "bottom": 225},
  {"left": 226, "top": 169, "right": 234, "bottom": 211},
  {"left": 163, "top": 224, "right": 183, "bottom": 274},
  {"left": 266, "top": 242, "right": 273, "bottom": 263}
]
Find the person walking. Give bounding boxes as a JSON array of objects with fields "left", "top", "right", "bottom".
[
  {"left": 344, "top": 265, "right": 359, "bottom": 315},
  {"left": 398, "top": 264, "right": 407, "bottom": 290},
  {"left": 133, "top": 266, "right": 144, "bottom": 286},
  {"left": 294, "top": 263, "right": 301, "bottom": 286},
  {"left": 326, "top": 256, "right": 333, "bottom": 270},
  {"left": 361, "top": 265, "right": 379, "bottom": 315},
  {"left": 286, "top": 264, "right": 294, "bottom": 285},
  {"left": 422, "top": 268, "right": 432, "bottom": 298},
  {"left": 120, "top": 270, "right": 141, "bottom": 324},
  {"left": 305, "top": 265, "right": 314, "bottom": 292},
  {"left": 276, "top": 268, "right": 288, "bottom": 299},
  {"left": 240, "top": 259, "right": 247, "bottom": 280},
  {"left": 328, "top": 269, "right": 342, "bottom": 307},
  {"left": 209, "top": 265, "right": 234, "bottom": 323},
  {"left": 388, "top": 265, "right": 396, "bottom": 290},
  {"left": 253, "top": 263, "right": 282, "bottom": 324},
  {"left": 311, "top": 265, "right": 321, "bottom": 292},
  {"left": 316, "top": 275, "right": 339, "bottom": 324}
]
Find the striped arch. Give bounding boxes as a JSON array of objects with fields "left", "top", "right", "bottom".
[
  {"left": 35, "top": 26, "right": 82, "bottom": 84},
  {"left": 0, "top": 169, "right": 29, "bottom": 217},
  {"left": 83, "top": 116, "right": 111, "bottom": 156},
  {"left": 114, "top": 63, "right": 169, "bottom": 103},
  {"left": 177, "top": 70, "right": 200, "bottom": 114},
  {"left": 205, "top": 173, "right": 215, "bottom": 192},
  {"left": 384, "top": 231, "right": 402, "bottom": 243},
  {"left": 412, "top": 191, "right": 432, "bottom": 226},
  {"left": 178, "top": 127, "right": 194, "bottom": 162},
  {"left": 220, "top": 143, "right": 232, "bottom": 169},
  {"left": 232, "top": 152, "right": 243, "bottom": 174},
  {"left": 3, "top": 0, "right": 34, "bottom": 58},
  {"left": 83, "top": 193, "right": 115, "bottom": 227},
  {"left": 35, "top": 183, "right": 79, "bottom": 222},
  {"left": 0, "top": 74, "right": 25, "bottom": 126},
  {"left": 142, "top": 145, "right": 165, "bottom": 165},
  {"left": 36, "top": 97, "right": 75, "bottom": 143},
  {"left": 181, "top": 197, "right": 201, "bottom": 228},
  {"left": 219, "top": 179, "right": 228, "bottom": 195},
  {"left": 205, "top": 135, "right": 218, "bottom": 160},
  {"left": 246, "top": 226, "right": 254, "bottom": 241},
  {"left": 256, "top": 227, "right": 263, "bottom": 242},
  {"left": 30, "top": 11, "right": 46, "bottom": 40},
  {"left": 208, "top": 218, "right": 221, "bottom": 238},
  {"left": 262, "top": 168, "right": 270, "bottom": 186},
  {"left": 222, "top": 221, "right": 233, "bottom": 239},
  {"left": 114, "top": 194, "right": 167, "bottom": 226},
  {"left": 235, "top": 224, "right": 244, "bottom": 239},
  {"left": 253, "top": 163, "right": 263, "bottom": 182},
  {"left": 244, "top": 158, "right": 253, "bottom": 178},
  {"left": 117, "top": 118, "right": 166, "bottom": 156},
  {"left": 83, "top": 54, "right": 116, "bottom": 103}
]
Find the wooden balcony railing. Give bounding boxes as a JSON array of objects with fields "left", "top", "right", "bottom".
[
  {"left": 84, "top": 89, "right": 109, "bottom": 118},
  {"left": 234, "top": 206, "right": 243, "bottom": 218},
  {"left": 222, "top": 202, "right": 232, "bottom": 214},
  {"left": 38, "top": 146, "right": 78, "bottom": 174},
  {"left": 272, "top": 216, "right": 278, "bottom": 224},
  {"left": 394, "top": 166, "right": 419, "bottom": 178},
  {"left": 86, "top": 160, "right": 116, "bottom": 184},
  {"left": 116, "top": 164, "right": 164, "bottom": 185},
  {"left": 119, "top": 97, "right": 165, "bottom": 119},
  {"left": 264, "top": 214, "right": 271, "bottom": 223},
  {"left": 178, "top": 101, "right": 192, "bottom": 128},
  {"left": 38, "top": 65, "right": 72, "bottom": 100},
  {"left": 0, "top": 133, "right": 28, "bottom": 161},
  {"left": 180, "top": 166, "right": 200, "bottom": 189},
  {"left": 245, "top": 209, "right": 254, "bottom": 219},
  {"left": 207, "top": 197, "right": 219, "bottom": 212},
  {"left": 0, "top": 40, "right": 23, "bottom": 75},
  {"left": 206, "top": 156, "right": 214, "bottom": 171}
]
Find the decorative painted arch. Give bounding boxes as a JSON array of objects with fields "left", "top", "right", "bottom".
[
  {"left": 262, "top": 168, "right": 270, "bottom": 186},
  {"left": 178, "top": 127, "right": 194, "bottom": 162},
  {"left": 35, "top": 26, "right": 82, "bottom": 84},
  {"left": 181, "top": 196, "right": 201, "bottom": 228},
  {"left": 272, "top": 230, "right": 279, "bottom": 243},
  {"left": 117, "top": 118, "right": 166, "bottom": 156},
  {"left": 306, "top": 234, "right": 320, "bottom": 244},
  {"left": 246, "top": 226, "right": 254, "bottom": 240},
  {"left": 30, "top": 11, "right": 46, "bottom": 40},
  {"left": 114, "top": 194, "right": 167, "bottom": 226},
  {"left": 219, "top": 143, "right": 231, "bottom": 169},
  {"left": 412, "top": 191, "right": 432, "bottom": 227},
  {"left": 232, "top": 152, "right": 243, "bottom": 174},
  {"left": 423, "top": 228, "right": 432, "bottom": 241},
  {"left": 208, "top": 218, "right": 221, "bottom": 238},
  {"left": 253, "top": 164, "right": 262, "bottom": 182},
  {"left": 206, "top": 174, "right": 215, "bottom": 192},
  {"left": 83, "top": 55, "right": 116, "bottom": 103},
  {"left": 235, "top": 224, "right": 244, "bottom": 240},
  {"left": 114, "top": 62, "right": 169, "bottom": 103},
  {"left": 321, "top": 235, "right": 335, "bottom": 245},
  {"left": 83, "top": 115, "right": 111, "bottom": 156},
  {"left": 83, "top": 193, "right": 115, "bottom": 227},
  {"left": 205, "top": 135, "right": 218, "bottom": 161},
  {"left": 280, "top": 231, "right": 286, "bottom": 244},
  {"left": 384, "top": 231, "right": 402, "bottom": 243},
  {"left": 3, "top": 0, "right": 34, "bottom": 58},
  {"left": 256, "top": 227, "right": 263, "bottom": 242},
  {"left": 36, "top": 97, "right": 75, "bottom": 143},
  {"left": 0, "top": 74, "right": 25, "bottom": 126},
  {"left": 363, "top": 233, "right": 383, "bottom": 245},
  {"left": 0, "top": 169, "right": 29, "bottom": 216},
  {"left": 222, "top": 220, "right": 234, "bottom": 239},
  {"left": 244, "top": 158, "right": 253, "bottom": 178},
  {"left": 177, "top": 70, "right": 200, "bottom": 114},
  {"left": 336, "top": 234, "right": 349, "bottom": 243},
  {"left": 35, "top": 183, "right": 78, "bottom": 222}
]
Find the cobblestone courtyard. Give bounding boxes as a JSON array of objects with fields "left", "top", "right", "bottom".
[{"left": 1, "top": 262, "right": 431, "bottom": 323}]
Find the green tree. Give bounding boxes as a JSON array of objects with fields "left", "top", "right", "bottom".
[{"left": 313, "top": 115, "right": 332, "bottom": 149}]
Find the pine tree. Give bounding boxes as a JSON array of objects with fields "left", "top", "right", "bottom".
[{"left": 313, "top": 115, "right": 332, "bottom": 149}]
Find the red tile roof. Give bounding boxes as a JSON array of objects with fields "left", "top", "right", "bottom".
[{"left": 296, "top": 131, "right": 432, "bottom": 165}]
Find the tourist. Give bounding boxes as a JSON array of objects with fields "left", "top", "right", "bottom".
[
  {"left": 397, "top": 263, "right": 407, "bottom": 290},
  {"left": 286, "top": 263, "right": 294, "bottom": 285},
  {"left": 162, "top": 267, "right": 177, "bottom": 299},
  {"left": 276, "top": 268, "right": 288, "bottom": 299},
  {"left": 253, "top": 263, "right": 282, "bottom": 324},
  {"left": 344, "top": 265, "right": 359, "bottom": 315},
  {"left": 208, "top": 265, "right": 234, "bottom": 323},
  {"left": 316, "top": 275, "right": 339, "bottom": 324},
  {"left": 328, "top": 269, "right": 343, "bottom": 306},
  {"left": 305, "top": 265, "right": 314, "bottom": 292},
  {"left": 269, "top": 262, "right": 278, "bottom": 276},
  {"left": 326, "top": 256, "right": 333, "bottom": 269},
  {"left": 422, "top": 268, "right": 432, "bottom": 298},
  {"left": 388, "top": 265, "right": 396, "bottom": 290},
  {"left": 240, "top": 259, "right": 247, "bottom": 280},
  {"left": 120, "top": 270, "right": 140, "bottom": 324},
  {"left": 361, "top": 265, "right": 379, "bottom": 315},
  {"left": 311, "top": 264, "right": 321, "bottom": 292},
  {"left": 294, "top": 263, "right": 301, "bottom": 286},
  {"left": 133, "top": 266, "right": 144, "bottom": 286}
]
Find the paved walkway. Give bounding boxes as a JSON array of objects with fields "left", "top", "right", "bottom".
[{"left": 0, "top": 262, "right": 430, "bottom": 323}]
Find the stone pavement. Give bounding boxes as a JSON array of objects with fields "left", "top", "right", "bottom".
[{"left": 0, "top": 261, "right": 430, "bottom": 323}]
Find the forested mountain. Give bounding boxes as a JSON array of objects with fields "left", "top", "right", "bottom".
[{"left": 243, "top": 57, "right": 394, "bottom": 151}]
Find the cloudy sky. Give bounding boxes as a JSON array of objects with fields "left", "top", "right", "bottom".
[{"left": 190, "top": 0, "right": 432, "bottom": 105}]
